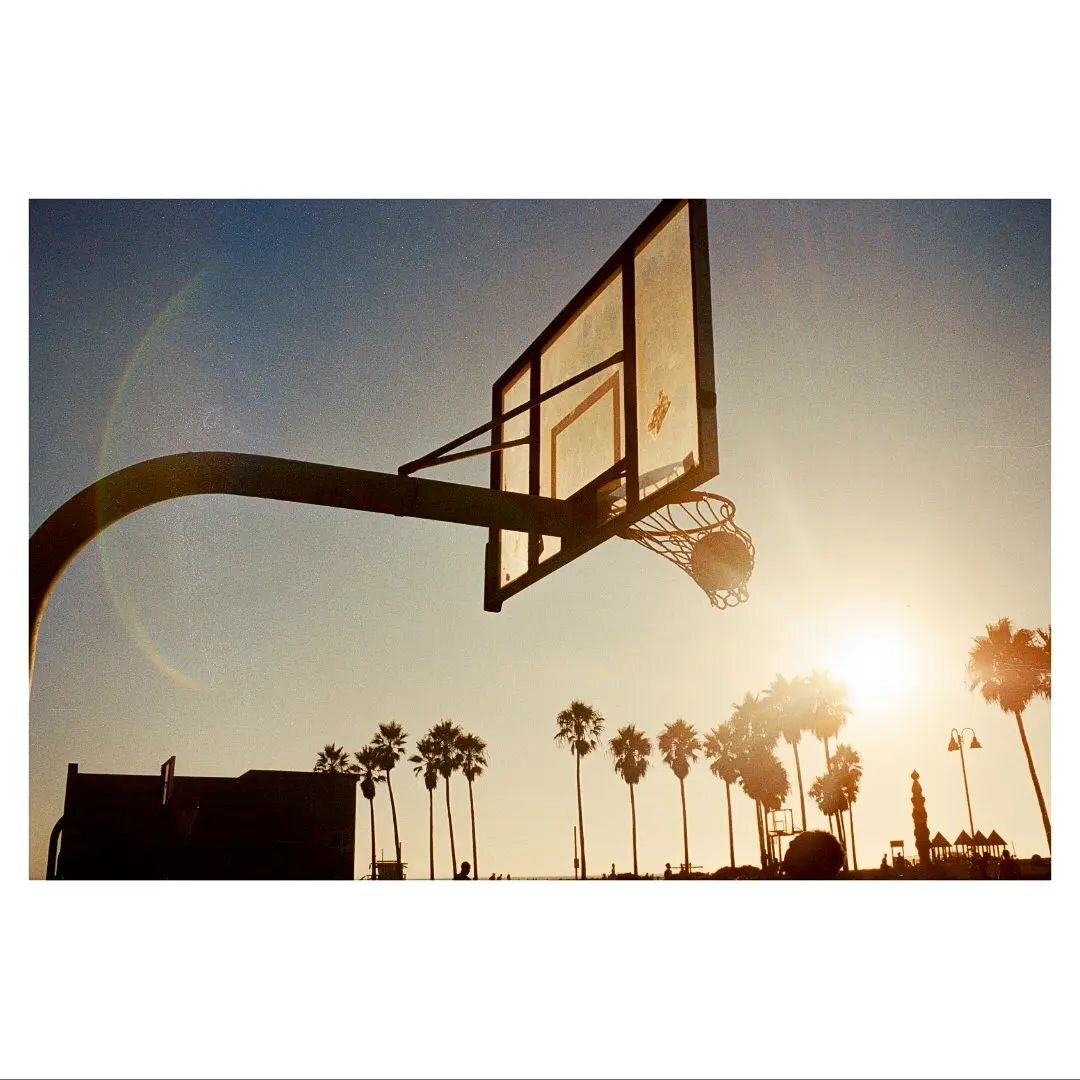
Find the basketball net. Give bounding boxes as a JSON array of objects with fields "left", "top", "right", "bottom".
[{"left": 621, "top": 492, "right": 754, "bottom": 609}]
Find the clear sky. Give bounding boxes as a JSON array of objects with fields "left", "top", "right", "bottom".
[{"left": 28, "top": 199, "right": 1050, "bottom": 879}]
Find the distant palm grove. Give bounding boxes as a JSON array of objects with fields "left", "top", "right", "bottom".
[
  {"left": 314, "top": 721, "right": 487, "bottom": 879},
  {"left": 314, "top": 615, "right": 1048, "bottom": 880},
  {"left": 554, "top": 670, "right": 862, "bottom": 879}
]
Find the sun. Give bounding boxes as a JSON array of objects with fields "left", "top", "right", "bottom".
[{"left": 833, "top": 630, "right": 914, "bottom": 705}]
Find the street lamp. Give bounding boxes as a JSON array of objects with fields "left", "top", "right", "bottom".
[{"left": 947, "top": 727, "right": 981, "bottom": 838}]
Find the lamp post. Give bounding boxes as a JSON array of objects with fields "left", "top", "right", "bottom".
[{"left": 947, "top": 727, "right": 981, "bottom": 838}]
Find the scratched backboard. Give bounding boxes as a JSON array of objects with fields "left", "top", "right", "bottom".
[{"left": 485, "top": 199, "right": 718, "bottom": 611}]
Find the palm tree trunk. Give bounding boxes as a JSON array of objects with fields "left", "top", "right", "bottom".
[
  {"left": 1013, "top": 709, "right": 1051, "bottom": 851},
  {"left": 444, "top": 776, "right": 457, "bottom": 872},
  {"left": 368, "top": 798, "right": 376, "bottom": 880},
  {"left": 725, "top": 781, "right": 735, "bottom": 868},
  {"left": 385, "top": 770, "right": 401, "bottom": 864},
  {"left": 848, "top": 805, "right": 858, "bottom": 870},
  {"left": 755, "top": 800, "right": 766, "bottom": 869},
  {"left": 679, "top": 776, "right": 690, "bottom": 874},
  {"left": 630, "top": 782, "right": 639, "bottom": 877},
  {"left": 793, "top": 741, "right": 806, "bottom": 832},
  {"left": 821, "top": 738, "right": 835, "bottom": 834},
  {"left": 575, "top": 750, "right": 587, "bottom": 880},
  {"left": 467, "top": 777, "right": 478, "bottom": 879},
  {"left": 836, "top": 807, "right": 848, "bottom": 869},
  {"left": 427, "top": 788, "right": 434, "bottom": 880}
]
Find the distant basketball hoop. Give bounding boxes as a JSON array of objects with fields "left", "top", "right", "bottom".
[
  {"left": 623, "top": 492, "right": 754, "bottom": 608},
  {"left": 767, "top": 808, "right": 795, "bottom": 837}
]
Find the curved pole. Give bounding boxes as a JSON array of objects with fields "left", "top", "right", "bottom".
[
  {"left": 46, "top": 815, "right": 64, "bottom": 879},
  {"left": 30, "top": 451, "right": 576, "bottom": 683}
]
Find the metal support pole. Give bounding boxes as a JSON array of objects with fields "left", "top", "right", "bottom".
[
  {"left": 29, "top": 451, "right": 579, "bottom": 682},
  {"left": 958, "top": 740, "right": 975, "bottom": 838},
  {"left": 949, "top": 726, "right": 977, "bottom": 839}
]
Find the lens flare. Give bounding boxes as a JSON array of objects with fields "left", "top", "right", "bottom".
[{"left": 96, "top": 267, "right": 211, "bottom": 690}]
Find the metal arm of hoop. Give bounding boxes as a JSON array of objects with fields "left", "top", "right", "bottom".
[
  {"left": 29, "top": 451, "right": 578, "bottom": 683},
  {"left": 397, "top": 350, "right": 625, "bottom": 476}
]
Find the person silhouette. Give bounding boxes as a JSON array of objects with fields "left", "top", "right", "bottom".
[
  {"left": 489, "top": 872, "right": 496, "bottom": 880},
  {"left": 610, "top": 863, "right": 616, "bottom": 878},
  {"left": 454, "top": 861, "right": 471, "bottom": 880},
  {"left": 663, "top": 862, "right": 673, "bottom": 879}
]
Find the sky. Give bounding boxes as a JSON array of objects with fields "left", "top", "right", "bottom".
[{"left": 28, "top": 199, "right": 1051, "bottom": 879}]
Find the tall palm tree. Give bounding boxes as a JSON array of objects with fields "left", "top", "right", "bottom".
[
  {"left": 409, "top": 735, "right": 439, "bottom": 879},
  {"left": 554, "top": 700, "right": 605, "bottom": 880},
  {"left": 354, "top": 745, "right": 385, "bottom": 879},
  {"left": 457, "top": 732, "right": 488, "bottom": 880},
  {"left": 609, "top": 725, "right": 651, "bottom": 876},
  {"left": 371, "top": 722, "right": 408, "bottom": 865},
  {"left": 730, "top": 692, "right": 780, "bottom": 866},
  {"left": 763, "top": 674, "right": 810, "bottom": 832},
  {"left": 830, "top": 743, "right": 862, "bottom": 870},
  {"left": 703, "top": 721, "right": 742, "bottom": 867},
  {"left": 805, "top": 669, "right": 851, "bottom": 764},
  {"left": 428, "top": 720, "right": 465, "bottom": 872},
  {"left": 314, "top": 743, "right": 356, "bottom": 774},
  {"left": 968, "top": 617, "right": 1052, "bottom": 850},
  {"left": 657, "top": 720, "right": 702, "bottom": 875},
  {"left": 804, "top": 669, "right": 851, "bottom": 835}
]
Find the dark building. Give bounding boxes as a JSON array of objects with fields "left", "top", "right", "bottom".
[{"left": 49, "top": 758, "right": 357, "bottom": 879}]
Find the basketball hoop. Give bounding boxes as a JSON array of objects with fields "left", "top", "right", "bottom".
[{"left": 622, "top": 492, "right": 754, "bottom": 609}]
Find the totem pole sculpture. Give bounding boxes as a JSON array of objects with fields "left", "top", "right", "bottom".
[{"left": 911, "top": 770, "right": 931, "bottom": 866}]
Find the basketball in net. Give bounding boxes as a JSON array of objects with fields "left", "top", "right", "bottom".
[
  {"left": 622, "top": 493, "right": 754, "bottom": 609},
  {"left": 689, "top": 529, "right": 754, "bottom": 594}
]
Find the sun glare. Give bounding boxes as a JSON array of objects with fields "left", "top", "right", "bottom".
[{"left": 834, "top": 630, "right": 914, "bottom": 705}]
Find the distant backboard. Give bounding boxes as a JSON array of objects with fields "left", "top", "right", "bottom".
[{"left": 485, "top": 199, "right": 717, "bottom": 611}]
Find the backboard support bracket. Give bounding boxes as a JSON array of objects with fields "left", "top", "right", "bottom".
[{"left": 28, "top": 451, "right": 585, "bottom": 682}]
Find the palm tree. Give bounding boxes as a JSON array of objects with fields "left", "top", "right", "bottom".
[
  {"left": 730, "top": 692, "right": 780, "bottom": 866},
  {"left": 409, "top": 735, "right": 439, "bottom": 879},
  {"left": 354, "top": 745, "right": 385, "bottom": 879},
  {"left": 457, "top": 732, "right": 488, "bottom": 880},
  {"left": 968, "top": 617, "right": 1052, "bottom": 850},
  {"left": 657, "top": 720, "right": 702, "bottom": 875},
  {"left": 372, "top": 722, "right": 408, "bottom": 866},
  {"left": 1035, "top": 625, "right": 1051, "bottom": 696},
  {"left": 428, "top": 720, "right": 465, "bottom": 872},
  {"left": 804, "top": 669, "right": 851, "bottom": 835},
  {"left": 808, "top": 764, "right": 848, "bottom": 868},
  {"left": 314, "top": 743, "right": 356, "bottom": 774},
  {"left": 739, "top": 743, "right": 789, "bottom": 868},
  {"left": 763, "top": 674, "right": 810, "bottom": 832},
  {"left": 703, "top": 721, "right": 742, "bottom": 868},
  {"left": 554, "top": 700, "right": 605, "bottom": 880},
  {"left": 609, "top": 725, "right": 651, "bottom": 876},
  {"left": 831, "top": 744, "right": 863, "bottom": 870}
]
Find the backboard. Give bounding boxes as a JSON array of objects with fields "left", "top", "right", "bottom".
[{"left": 484, "top": 199, "right": 718, "bottom": 611}]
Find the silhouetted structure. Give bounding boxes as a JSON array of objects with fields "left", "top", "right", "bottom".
[
  {"left": 910, "top": 770, "right": 931, "bottom": 865},
  {"left": 930, "top": 832, "right": 952, "bottom": 861},
  {"left": 50, "top": 758, "right": 357, "bottom": 879},
  {"left": 782, "top": 830, "right": 844, "bottom": 879}
]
